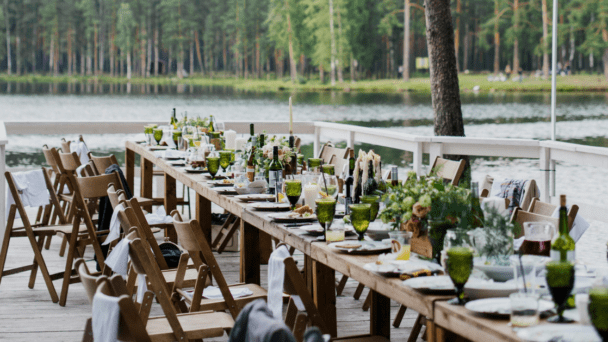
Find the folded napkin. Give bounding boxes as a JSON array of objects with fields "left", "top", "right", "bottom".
[
  {"left": 184, "top": 286, "right": 254, "bottom": 299},
  {"left": 268, "top": 245, "right": 290, "bottom": 320},
  {"left": 92, "top": 291, "right": 121, "bottom": 342},
  {"left": 104, "top": 238, "right": 130, "bottom": 277},
  {"left": 144, "top": 206, "right": 173, "bottom": 225},
  {"left": 73, "top": 141, "right": 90, "bottom": 165},
  {"left": 6, "top": 169, "right": 50, "bottom": 220},
  {"left": 153, "top": 149, "right": 189, "bottom": 159},
  {"left": 552, "top": 206, "right": 590, "bottom": 243},
  {"left": 103, "top": 204, "right": 124, "bottom": 246}
]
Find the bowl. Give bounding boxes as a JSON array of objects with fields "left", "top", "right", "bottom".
[
  {"left": 365, "top": 222, "right": 392, "bottom": 241},
  {"left": 235, "top": 187, "right": 251, "bottom": 195}
]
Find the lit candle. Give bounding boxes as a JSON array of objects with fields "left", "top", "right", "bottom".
[
  {"left": 225, "top": 130, "right": 237, "bottom": 150},
  {"left": 289, "top": 96, "right": 293, "bottom": 135},
  {"left": 235, "top": 138, "right": 247, "bottom": 151}
]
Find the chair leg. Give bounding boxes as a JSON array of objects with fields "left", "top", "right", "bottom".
[
  {"left": 293, "top": 312, "right": 308, "bottom": 342},
  {"left": 82, "top": 318, "right": 94, "bottom": 342},
  {"left": 407, "top": 314, "right": 424, "bottom": 342},
  {"left": 35, "top": 207, "right": 43, "bottom": 224},
  {"left": 362, "top": 290, "right": 372, "bottom": 311},
  {"left": 393, "top": 305, "right": 408, "bottom": 328},
  {"left": 336, "top": 275, "right": 348, "bottom": 296},
  {"left": 217, "top": 217, "right": 240, "bottom": 254},
  {"left": 28, "top": 236, "right": 45, "bottom": 289},
  {"left": 44, "top": 235, "right": 53, "bottom": 250},
  {"left": 59, "top": 232, "right": 79, "bottom": 306},
  {"left": 59, "top": 235, "right": 68, "bottom": 257},
  {"left": 285, "top": 298, "right": 298, "bottom": 330},
  {"left": 353, "top": 283, "right": 365, "bottom": 300}
]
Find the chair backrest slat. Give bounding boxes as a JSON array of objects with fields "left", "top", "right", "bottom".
[
  {"left": 124, "top": 199, "right": 169, "bottom": 270},
  {"left": 76, "top": 172, "right": 122, "bottom": 199},
  {"left": 430, "top": 156, "right": 466, "bottom": 186},
  {"left": 88, "top": 152, "right": 119, "bottom": 176}
]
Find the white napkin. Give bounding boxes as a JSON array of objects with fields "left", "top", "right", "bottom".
[
  {"left": 551, "top": 206, "right": 590, "bottom": 243},
  {"left": 92, "top": 291, "right": 121, "bottom": 342},
  {"left": 74, "top": 141, "right": 90, "bottom": 165},
  {"left": 104, "top": 238, "right": 130, "bottom": 277},
  {"left": 144, "top": 206, "right": 173, "bottom": 225},
  {"left": 184, "top": 286, "right": 254, "bottom": 299},
  {"left": 267, "top": 245, "right": 290, "bottom": 320},
  {"left": 137, "top": 274, "right": 147, "bottom": 303},
  {"left": 103, "top": 204, "right": 124, "bottom": 245},
  {"left": 153, "top": 149, "right": 188, "bottom": 159},
  {"left": 159, "top": 133, "right": 176, "bottom": 149},
  {"left": 6, "top": 169, "right": 50, "bottom": 220},
  {"left": 76, "top": 164, "right": 88, "bottom": 177}
]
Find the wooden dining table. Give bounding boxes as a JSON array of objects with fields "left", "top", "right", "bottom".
[{"left": 125, "top": 140, "right": 593, "bottom": 342}]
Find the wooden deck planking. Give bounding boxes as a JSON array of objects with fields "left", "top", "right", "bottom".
[{"left": 0, "top": 212, "right": 425, "bottom": 341}]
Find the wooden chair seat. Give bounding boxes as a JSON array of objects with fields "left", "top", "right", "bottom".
[
  {"left": 180, "top": 283, "right": 268, "bottom": 312},
  {"left": 145, "top": 311, "right": 234, "bottom": 340},
  {"left": 136, "top": 197, "right": 156, "bottom": 207},
  {"left": 32, "top": 224, "right": 88, "bottom": 236},
  {"left": 134, "top": 267, "right": 200, "bottom": 289}
]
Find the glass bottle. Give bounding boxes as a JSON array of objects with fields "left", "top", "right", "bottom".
[{"left": 550, "top": 195, "right": 576, "bottom": 262}]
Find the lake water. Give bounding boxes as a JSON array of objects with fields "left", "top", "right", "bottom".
[{"left": 1, "top": 82, "right": 608, "bottom": 263}]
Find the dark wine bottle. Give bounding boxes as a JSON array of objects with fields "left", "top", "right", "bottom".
[
  {"left": 551, "top": 195, "right": 575, "bottom": 262},
  {"left": 259, "top": 133, "right": 265, "bottom": 148},
  {"left": 289, "top": 136, "right": 297, "bottom": 175},
  {"left": 362, "top": 160, "right": 378, "bottom": 196},
  {"left": 268, "top": 146, "right": 283, "bottom": 197},
  {"left": 391, "top": 166, "right": 399, "bottom": 186},
  {"left": 344, "top": 157, "right": 355, "bottom": 215}
]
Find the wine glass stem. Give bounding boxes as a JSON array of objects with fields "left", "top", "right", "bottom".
[{"left": 456, "top": 286, "right": 465, "bottom": 305}]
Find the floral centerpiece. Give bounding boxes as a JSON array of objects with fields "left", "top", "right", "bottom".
[
  {"left": 379, "top": 171, "right": 476, "bottom": 260},
  {"left": 175, "top": 115, "right": 209, "bottom": 130},
  {"left": 247, "top": 135, "right": 295, "bottom": 174}
]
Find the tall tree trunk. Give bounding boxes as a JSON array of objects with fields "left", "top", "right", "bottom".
[
  {"left": 603, "top": 49, "right": 608, "bottom": 82},
  {"left": 49, "top": 38, "right": 54, "bottom": 74},
  {"left": 53, "top": 21, "right": 59, "bottom": 76},
  {"left": 541, "top": 0, "right": 549, "bottom": 79},
  {"left": 5, "top": 0, "right": 11, "bottom": 75},
  {"left": 424, "top": 0, "right": 464, "bottom": 137},
  {"left": 190, "top": 32, "right": 194, "bottom": 76},
  {"left": 111, "top": 19, "right": 116, "bottom": 77},
  {"left": 94, "top": 24, "right": 99, "bottom": 75},
  {"left": 87, "top": 39, "right": 92, "bottom": 75},
  {"left": 222, "top": 34, "right": 227, "bottom": 72},
  {"left": 320, "top": 65, "right": 324, "bottom": 83},
  {"left": 286, "top": 0, "right": 297, "bottom": 84},
  {"left": 32, "top": 24, "right": 37, "bottom": 73},
  {"left": 15, "top": 27, "right": 20, "bottom": 75},
  {"left": 336, "top": 3, "right": 344, "bottom": 82},
  {"left": 140, "top": 24, "right": 146, "bottom": 78},
  {"left": 569, "top": 24, "right": 575, "bottom": 69},
  {"left": 194, "top": 30, "right": 204, "bottom": 75},
  {"left": 67, "top": 27, "right": 72, "bottom": 76},
  {"left": 351, "top": 54, "right": 356, "bottom": 83},
  {"left": 99, "top": 1, "right": 104, "bottom": 74},
  {"left": 463, "top": 22, "right": 469, "bottom": 71},
  {"left": 493, "top": 0, "right": 500, "bottom": 75},
  {"left": 329, "top": 0, "right": 336, "bottom": 85},
  {"left": 300, "top": 54, "right": 305, "bottom": 76},
  {"left": 146, "top": 19, "right": 152, "bottom": 77},
  {"left": 513, "top": 0, "right": 520, "bottom": 74},
  {"left": 81, "top": 50, "right": 85, "bottom": 75},
  {"left": 403, "top": 0, "right": 410, "bottom": 81},
  {"left": 154, "top": 27, "right": 159, "bottom": 76},
  {"left": 168, "top": 46, "right": 173, "bottom": 75},
  {"left": 256, "top": 26, "right": 261, "bottom": 78},
  {"left": 127, "top": 49, "right": 131, "bottom": 79},
  {"left": 455, "top": 0, "right": 461, "bottom": 71}
]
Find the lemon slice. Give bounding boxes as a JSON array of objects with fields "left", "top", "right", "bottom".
[{"left": 194, "top": 141, "right": 201, "bottom": 147}]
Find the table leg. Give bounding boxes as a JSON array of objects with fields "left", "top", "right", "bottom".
[
  {"left": 259, "top": 230, "right": 272, "bottom": 264},
  {"left": 313, "top": 261, "right": 337, "bottom": 337},
  {"left": 163, "top": 173, "right": 177, "bottom": 243},
  {"left": 240, "top": 220, "right": 260, "bottom": 285},
  {"left": 426, "top": 319, "right": 437, "bottom": 342},
  {"left": 141, "top": 158, "right": 153, "bottom": 212},
  {"left": 125, "top": 148, "right": 135, "bottom": 194},
  {"left": 195, "top": 194, "right": 212, "bottom": 243},
  {"left": 370, "top": 290, "right": 391, "bottom": 339}
]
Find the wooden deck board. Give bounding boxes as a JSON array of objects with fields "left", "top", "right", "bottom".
[{"left": 0, "top": 211, "right": 425, "bottom": 341}]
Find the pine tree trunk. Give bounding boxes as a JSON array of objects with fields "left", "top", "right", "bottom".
[
  {"left": 493, "top": 0, "right": 500, "bottom": 75},
  {"left": 87, "top": 39, "right": 92, "bottom": 75},
  {"left": 146, "top": 22, "right": 151, "bottom": 77},
  {"left": 513, "top": 0, "right": 519, "bottom": 74},
  {"left": 169, "top": 46, "right": 173, "bottom": 75},
  {"left": 320, "top": 65, "right": 324, "bottom": 83},
  {"left": 81, "top": 51, "right": 85, "bottom": 75},
  {"left": 603, "top": 49, "right": 608, "bottom": 82},
  {"left": 32, "top": 24, "right": 37, "bottom": 74},
  {"left": 154, "top": 27, "right": 159, "bottom": 76},
  {"left": 177, "top": 44, "right": 184, "bottom": 79},
  {"left": 463, "top": 23, "right": 469, "bottom": 71},
  {"left": 141, "top": 25, "right": 146, "bottom": 78},
  {"left": 5, "top": 0, "right": 11, "bottom": 75},
  {"left": 256, "top": 28, "right": 261, "bottom": 78},
  {"left": 351, "top": 55, "right": 356, "bottom": 83},
  {"left": 541, "top": 0, "right": 549, "bottom": 79},
  {"left": 194, "top": 30, "right": 204, "bottom": 75},
  {"left": 15, "top": 29, "right": 20, "bottom": 75},
  {"left": 222, "top": 34, "right": 227, "bottom": 73},
  {"left": 67, "top": 27, "right": 72, "bottom": 76},
  {"left": 329, "top": 0, "right": 336, "bottom": 86},
  {"left": 286, "top": 0, "right": 297, "bottom": 84},
  {"left": 403, "top": 0, "right": 410, "bottom": 81},
  {"left": 336, "top": 3, "right": 344, "bottom": 82},
  {"left": 424, "top": 0, "right": 464, "bottom": 137},
  {"left": 94, "top": 24, "right": 99, "bottom": 75},
  {"left": 110, "top": 21, "right": 116, "bottom": 77},
  {"left": 190, "top": 32, "right": 194, "bottom": 76},
  {"left": 127, "top": 50, "right": 132, "bottom": 79}
]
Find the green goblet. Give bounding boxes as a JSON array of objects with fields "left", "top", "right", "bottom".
[
  {"left": 315, "top": 198, "right": 336, "bottom": 229},
  {"left": 589, "top": 287, "right": 608, "bottom": 341},
  {"left": 321, "top": 164, "right": 335, "bottom": 175},
  {"left": 349, "top": 203, "right": 371, "bottom": 241},
  {"left": 207, "top": 156, "right": 220, "bottom": 180},
  {"left": 297, "top": 154, "right": 304, "bottom": 166},
  {"left": 308, "top": 158, "right": 323, "bottom": 171},
  {"left": 219, "top": 151, "right": 232, "bottom": 174},
  {"left": 446, "top": 246, "right": 473, "bottom": 305},
  {"left": 285, "top": 179, "right": 302, "bottom": 209},
  {"left": 153, "top": 128, "right": 164, "bottom": 145},
  {"left": 546, "top": 261, "right": 575, "bottom": 323},
  {"left": 172, "top": 130, "right": 182, "bottom": 148},
  {"left": 360, "top": 195, "right": 380, "bottom": 222}
]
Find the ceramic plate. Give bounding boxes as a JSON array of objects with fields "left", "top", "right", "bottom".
[
  {"left": 403, "top": 275, "right": 455, "bottom": 293},
  {"left": 149, "top": 146, "right": 169, "bottom": 151},
  {"left": 184, "top": 167, "right": 207, "bottom": 174},
  {"left": 463, "top": 279, "right": 517, "bottom": 300},
  {"left": 208, "top": 179, "right": 235, "bottom": 187},
  {"left": 517, "top": 324, "right": 600, "bottom": 342},
  {"left": 329, "top": 241, "right": 392, "bottom": 255},
  {"left": 299, "top": 224, "right": 356, "bottom": 236},
  {"left": 235, "top": 194, "right": 275, "bottom": 202},
  {"left": 364, "top": 260, "right": 444, "bottom": 278},
  {"left": 248, "top": 203, "right": 292, "bottom": 211},
  {"left": 212, "top": 187, "right": 238, "bottom": 195},
  {"left": 464, "top": 297, "right": 554, "bottom": 317},
  {"left": 168, "top": 160, "right": 186, "bottom": 167},
  {"left": 268, "top": 213, "right": 317, "bottom": 223}
]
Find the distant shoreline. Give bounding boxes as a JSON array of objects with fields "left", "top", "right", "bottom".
[{"left": 1, "top": 73, "right": 607, "bottom": 93}]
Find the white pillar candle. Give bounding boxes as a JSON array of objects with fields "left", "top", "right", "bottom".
[
  {"left": 235, "top": 137, "right": 247, "bottom": 151},
  {"left": 225, "top": 130, "right": 237, "bottom": 150},
  {"left": 289, "top": 96, "right": 293, "bottom": 135}
]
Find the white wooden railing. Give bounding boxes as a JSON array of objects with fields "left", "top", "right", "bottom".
[
  {"left": 0, "top": 121, "right": 7, "bottom": 241},
  {"left": 2, "top": 120, "right": 608, "bottom": 223}
]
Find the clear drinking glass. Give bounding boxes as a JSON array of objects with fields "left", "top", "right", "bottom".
[
  {"left": 326, "top": 226, "right": 345, "bottom": 243},
  {"left": 510, "top": 292, "right": 540, "bottom": 328},
  {"left": 317, "top": 174, "right": 339, "bottom": 199},
  {"left": 388, "top": 231, "right": 412, "bottom": 260}
]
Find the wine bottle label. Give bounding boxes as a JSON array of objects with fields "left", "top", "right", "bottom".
[
  {"left": 269, "top": 170, "right": 281, "bottom": 193},
  {"left": 246, "top": 167, "right": 255, "bottom": 182},
  {"left": 550, "top": 250, "right": 575, "bottom": 262}
]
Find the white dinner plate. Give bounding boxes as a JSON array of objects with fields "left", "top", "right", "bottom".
[
  {"left": 464, "top": 297, "right": 554, "bottom": 317},
  {"left": 235, "top": 194, "right": 275, "bottom": 202},
  {"left": 212, "top": 187, "right": 238, "bottom": 195},
  {"left": 267, "top": 213, "right": 317, "bottom": 223},
  {"left": 364, "top": 259, "right": 444, "bottom": 278},
  {"left": 248, "top": 203, "right": 292, "bottom": 211},
  {"left": 517, "top": 324, "right": 601, "bottom": 342},
  {"left": 403, "top": 275, "right": 455, "bottom": 293},
  {"left": 207, "top": 179, "right": 235, "bottom": 187},
  {"left": 329, "top": 241, "right": 391, "bottom": 255}
]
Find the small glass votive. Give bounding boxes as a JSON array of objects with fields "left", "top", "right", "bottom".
[
  {"left": 325, "top": 227, "right": 345, "bottom": 243},
  {"left": 510, "top": 292, "right": 540, "bottom": 328}
]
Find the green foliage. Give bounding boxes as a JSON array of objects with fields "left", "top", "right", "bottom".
[
  {"left": 116, "top": 2, "right": 135, "bottom": 53},
  {"left": 476, "top": 206, "right": 517, "bottom": 263}
]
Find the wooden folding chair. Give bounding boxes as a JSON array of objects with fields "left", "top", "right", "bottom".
[
  {"left": 528, "top": 197, "right": 578, "bottom": 225},
  {"left": 479, "top": 178, "right": 539, "bottom": 211},
  {"left": 511, "top": 204, "right": 578, "bottom": 238},
  {"left": 129, "top": 238, "right": 235, "bottom": 340},
  {"left": 170, "top": 210, "right": 267, "bottom": 317},
  {"left": 430, "top": 156, "right": 466, "bottom": 186},
  {"left": 43, "top": 145, "right": 76, "bottom": 226},
  {"left": 0, "top": 168, "right": 77, "bottom": 303},
  {"left": 318, "top": 142, "right": 351, "bottom": 164},
  {"left": 211, "top": 213, "right": 241, "bottom": 253}
]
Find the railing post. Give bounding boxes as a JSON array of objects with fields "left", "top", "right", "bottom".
[
  {"left": 314, "top": 125, "right": 321, "bottom": 158},
  {"left": 348, "top": 131, "right": 355, "bottom": 150},
  {"left": 413, "top": 142, "right": 423, "bottom": 176},
  {"left": 539, "top": 146, "right": 551, "bottom": 202},
  {"left": 0, "top": 123, "right": 6, "bottom": 248},
  {"left": 429, "top": 143, "right": 443, "bottom": 165}
]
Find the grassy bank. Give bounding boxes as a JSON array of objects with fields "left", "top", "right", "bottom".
[{"left": 1, "top": 73, "right": 607, "bottom": 93}]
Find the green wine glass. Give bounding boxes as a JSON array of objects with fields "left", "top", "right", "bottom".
[
  {"left": 172, "top": 130, "right": 182, "bottom": 148},
  {"left": 589, "top": 287, "right": 608, "bottom": 341},
  {"left": 308, "top": 158, "right": 323, "bottom": 171},
  {"left": 297, "top": 154, "right": 304, "bottom": 166},
  {"left": 446, "top": 246, "right": 474, "bottom": 305},
  {"left": 316, "top": 198, "right": 336, "bottom": 241},
  {"left": 207, "top": 156, "right": 220, "bottom": 180},
  {"left": 349, "top": 203, "right": 371, "bottom": 241},
  {"left": 219, "top": 151, "right": 232, "bottom": 174},
  {"left": 360, "top": 195, "right": 380, "bottom": 222},
  {"left": 546, "top": 261, "right": 575, "bottom": 323},
  {"left": 285, "top": 179, "right": 302, "bottom": 209},
  {"left": 321, "top": 164, "right": 335, "bottom": 175},
  {"left": 153, "top": 128, "right": 164, "bottom": 145},
  {"left": 144, "top": 125, "right": 154, "bottom": 145}
]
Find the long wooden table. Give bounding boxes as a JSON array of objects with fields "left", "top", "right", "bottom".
[{"left": 125, "top": 140, "right": 589, "bottom": 341}]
